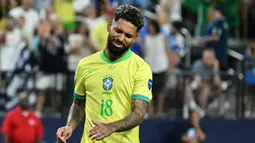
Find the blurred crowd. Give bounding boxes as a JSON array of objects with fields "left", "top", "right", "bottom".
[{"left": 0, "top": 0, "right": 255, "bottom": 119}]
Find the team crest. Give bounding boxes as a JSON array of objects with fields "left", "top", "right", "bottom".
[{"left": 103, "top": 75, "right": 114, "bottom": 91}]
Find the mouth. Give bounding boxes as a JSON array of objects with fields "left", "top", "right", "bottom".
[{"left": 113, "top": 41, "right": 124, "bottom": 48}]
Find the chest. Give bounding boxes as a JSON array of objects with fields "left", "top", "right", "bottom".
[
  {"left": 11, "top": 115, "right": 37, "bottom": 130},
  {"left": 84, "top": 63, "right": 135, "bottom": 96}
]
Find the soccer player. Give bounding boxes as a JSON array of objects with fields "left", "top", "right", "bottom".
[{"left": 56, "top": 4, "right": 152, "bottom": 143}]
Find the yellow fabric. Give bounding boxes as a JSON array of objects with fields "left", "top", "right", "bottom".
[
  {"left": 0, "top": 18, "right": 7, "bottom": 30},
  {"left": 54, "top": 0, "right": 75, "bottom": 22},
  {"left": 74, "top": 50, "right": 153, "bottom": 143},
  {"left": 91, "top": 21, "right": 108, "bottom": 50}
]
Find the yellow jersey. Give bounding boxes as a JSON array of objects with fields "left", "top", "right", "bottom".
[{"left": 74, "top": 49, "right": 153, "bottom": 143}]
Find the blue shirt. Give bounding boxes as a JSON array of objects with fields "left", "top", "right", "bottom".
[{"left": 205, "top": 18, "right": 228, "bottom": 64}]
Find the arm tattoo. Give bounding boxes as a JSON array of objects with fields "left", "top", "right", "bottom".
[
  {"left": 66, "top": 98, "right": 85, "bottom": 130},
  {"left": 109, "top": 100, "right": 148, "bottom": 132}
]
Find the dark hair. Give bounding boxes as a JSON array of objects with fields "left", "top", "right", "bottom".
[
  {"left": 148, "top": 19, "right": 160, "bottom": 34},
  {"left": 204, "top": 48, "right": 215, "bottom": 53},
  {"left": 114, "top": 4, "right": 144, "bottom": 32},
  {"left": 211, "top": 4, "right": 225, "bottom": 16},
  {"left": 171, "top": 21, "right": 183, "bottom": 32}
]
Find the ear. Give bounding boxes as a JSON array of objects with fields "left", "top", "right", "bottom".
[{"left": 107, "top": 20, "right": 112, "bottom": 32}]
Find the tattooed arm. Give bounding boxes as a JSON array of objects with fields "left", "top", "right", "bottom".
[
  {"left": 88, "top": 100, "right": 148, "bottom": 140},
  {"left": 56, "top": 98, "right": 85, "bottom": 143},
  {"left": 66, "top": 98, "right": 86, "bottom": 130},
  {"left": 110, "top": 100, "right": 148, "bottom": 132}
]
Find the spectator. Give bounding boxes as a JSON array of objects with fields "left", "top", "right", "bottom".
[
  {"left": 159, "top": 0, "right": 182, "bottom": 22},
  {"left": 0, "top": 16, "right": 22, "bottom": 72},
  {"left": 167, "top": 21, "right": 185, "bottom": 69},
  {"left": 35, "top": 19, "right": 66, "bottom": 117},
  {"left": 184, "top": 49, "right": 224, "bottom": 117},
  {"left": 244, "top": 42, "right": 255, "bottom": 118},
  {"left": 66, "top": 22, "right": 98, "bottom": 104},
  {"left": 142, "top": 19, "right": 169, "bottom": 116},
  {"left": 82, "top": 4, "right": 105, "bottom": 31},
  {"left": 9, "top": 0, "right": 40, "bottom": 49},
  {"left": 54, "top": 0, "right": 76, "bottom": 32},
  {"left": 200, "top": 5, "right": 228, "bottom": 70},
  {"left": 91, "top": 7, "right": 115, "bottom": 50},
  {"left": 0, "top": 0, "right": 9, "bottom": 31},
  {"left": 34, "top": 0, "right": 53, "bottom": 20},
  {"left": 1, "top": 92, "right": 44, "bottom": 143},
  {"left": 181, "top": 109, "right": 206, "bottom": 143},
  {"left": 5, "top": 41, "right": 36, "bottom": 110},
  {"left": 73, "top": 0, "right": 92, "bottom": 14}
]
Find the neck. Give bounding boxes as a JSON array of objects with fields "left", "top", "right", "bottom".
[{"left": 104, "top": 48, "right": 126, "bottom": 61}]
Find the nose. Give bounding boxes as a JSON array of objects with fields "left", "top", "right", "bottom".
[{"left": 118, "top": 34, "right": 125, "bottom": 42}]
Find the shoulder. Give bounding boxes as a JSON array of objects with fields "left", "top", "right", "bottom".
[
  {"left": 78, "top": 52, "right": 101, "bottom": 66},
  {"left": 131, "top": 53, "right": 151, "bottom": 71},
  {"left": 5, "top": 108, "right": 20, "bottom": 118}
]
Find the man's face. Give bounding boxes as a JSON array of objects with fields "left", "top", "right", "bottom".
[
  {"left": 20, "top": 95, "right": 29, "bottom": 110},
  {"left": 203, "top": 51, "right": 215, "bottom": 67},
  {"left": 107, "top": 18, "right": 139, "bottom": 56},
  {"left": 22, "top": 0, "right": 34, "bottom": 8}
]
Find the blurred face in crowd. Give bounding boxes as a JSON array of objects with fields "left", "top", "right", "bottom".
[
  {"left": 203, "top": 50, "right": 216, "bottom": 68},
  {"left": 107, "top": 18, "right": 138, "bottom": 56},
  {"left": 22, "top": 0, "right": 34, "bottom": 9},
  {"left": 78, "top": 23, "right": 89, "bottom": 36},
  {"left": 84, "top": 7, "right": 97, "bottom": 18},
  {"left": 18, "top": 16, "right": 25, "bottom": 28},
  {"left": 20, "top": 94, "right": 29, "bottom": 110}
]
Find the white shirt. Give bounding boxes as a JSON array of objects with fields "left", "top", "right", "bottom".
[
  {"left": 67, "top": 34, "right": 94, "bottom": 71},
  {"left": 9, "top": 7, "right": 40, "bottom": 47},
  {"left": 84, "top": 16, "right": 105, "bottom": 31},
  {"left": 0, "top": 29, "right": 22, "bottom": 71},
  {"left": 143, "top": 34, "right": 168, "bottom": 73}
]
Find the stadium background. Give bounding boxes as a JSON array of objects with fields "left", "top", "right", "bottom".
[{"left": 0, "top": 0, "right": 255, "bottom": 142}]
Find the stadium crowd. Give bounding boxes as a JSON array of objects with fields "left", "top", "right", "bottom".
[{"left": 0, "top": 0, "right": 254, "bottom": 120}]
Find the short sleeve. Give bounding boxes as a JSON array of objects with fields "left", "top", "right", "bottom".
[
  {"left": 74, "top": 60, "right": 86, "bottom": 100},
  {"left": 1, "top": 114, "right": 12, "bottom": 136},
  {"left": 35, "top": 118, "right": 44, "bottom": 138},
  {"left": 132, "top": 63, "right": 153, "bottom": 103}
]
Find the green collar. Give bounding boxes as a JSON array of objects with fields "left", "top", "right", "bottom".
[{"left": 100, "top": 49, "right": 132, "bottom": 64}]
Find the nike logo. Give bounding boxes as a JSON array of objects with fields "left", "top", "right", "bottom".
[{"left": 88, "top": 69, "right": 97, "bottom": 74}]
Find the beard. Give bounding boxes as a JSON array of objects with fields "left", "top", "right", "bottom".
[{"left": 106, "top": 34, "right": 131, "bottom": 57}]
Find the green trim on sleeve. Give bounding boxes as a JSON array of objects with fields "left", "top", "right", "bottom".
[
  {"left": 73, "top": 92, "right": 85, "bottom": 100},
  {"left": 132, "top": 94, "right": 151, "bottom": 103}
]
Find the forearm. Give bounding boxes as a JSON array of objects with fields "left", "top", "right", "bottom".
[
  {"left": 109, "top": 100, "right": 148, "bottom": 132},
  {"left": 3, "top": 135, "right": 9, "bottom": 143},
  {"left": 109, "top": 110, "right": 144, "bottom": 132},
  {"left": 66, "top": 99, "right": 85, "bottom": 130}
]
